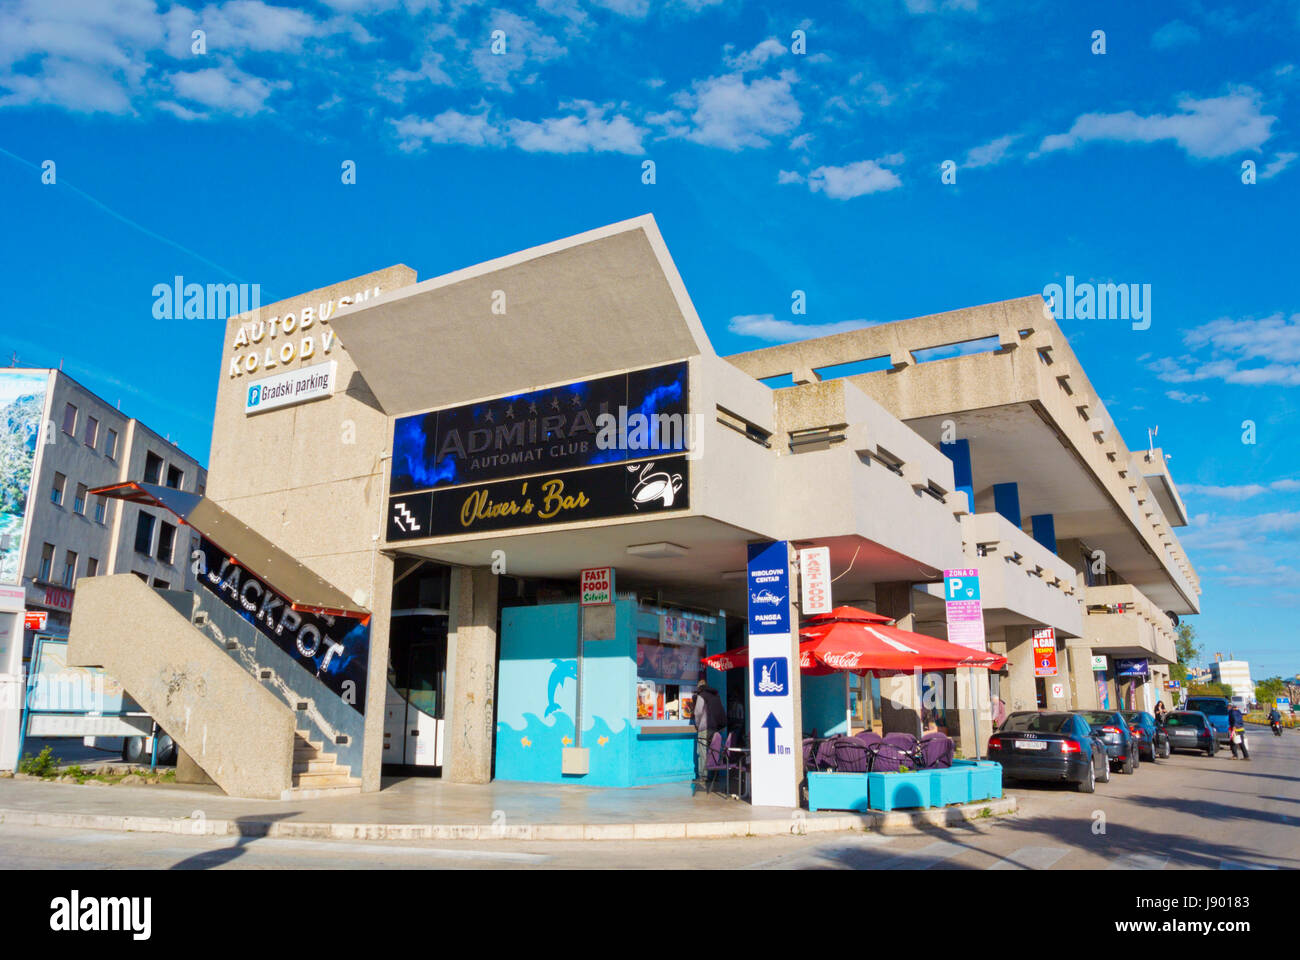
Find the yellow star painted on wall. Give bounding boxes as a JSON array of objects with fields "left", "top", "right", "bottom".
[
  {"left": 561, "top": 735, "right": 573, "bottom": 746},
  {"left": 597, "top": 736, "right": 609, "bottom": 746},
  {"left": 521, "top": 737, "right": 531, "bottom": 747}
]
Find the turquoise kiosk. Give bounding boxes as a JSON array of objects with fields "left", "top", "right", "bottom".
[{"left": 494, "top": 598, "right": 727, "bottom": 786}]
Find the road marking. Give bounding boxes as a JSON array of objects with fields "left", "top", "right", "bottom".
[
  {"left": 987, "top": 845, "right": 1071, "bottom": 870},
  {"left": 871, "top": 840, "right": 965, "bottom": 870},
  {"left": 1108, "top": 853, "right": 1168, "bottom": 870}
]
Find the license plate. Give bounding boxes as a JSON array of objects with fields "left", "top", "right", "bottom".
[{"left": 1016, "top": 740, "right": 1048, "bottom": 750}]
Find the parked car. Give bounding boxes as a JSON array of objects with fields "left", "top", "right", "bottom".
[
  {"left": 1163, "top": 710, "right": 1219, "bottom": 756},
  {"left": 1074, "top": 710, "right": 1141, "bottom": 774},
  {"left": 1184, "top": 696, "right": 1232, "bottom": 743},
  {"left": 1122, "top": 710, "right": 1170, "bottom": 761},
  {"left": 988, "top": 711, "right": 1111, "bottom": 793}
]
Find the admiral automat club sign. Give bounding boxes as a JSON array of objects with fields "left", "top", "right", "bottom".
[
  {"left": 193, "top": 537, "right": 370, "bottom": 712},
  {"left": 387, "top": 456, "right": 689, "bottom": 540},
  {"left": 389, "top": 361, "right": 689, "bottom": 494}
]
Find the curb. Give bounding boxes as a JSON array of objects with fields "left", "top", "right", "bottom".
[{"left": 0, "top": 796, "right": 1016, "bottom": 842}]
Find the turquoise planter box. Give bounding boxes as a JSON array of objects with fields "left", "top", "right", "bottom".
[
  {"left": 867, "top": 769, "right": 932, "bottom": 811},
  {"left": 929, "top": 766, "right": 972, "bottom": 806},
  {"left": 953, "top": 759, "right": 1002, "bottom": 801},
  {"left": 807, "top": 772, "right": 870, "bottom": 812}
]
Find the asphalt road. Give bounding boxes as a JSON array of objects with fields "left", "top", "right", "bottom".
[{"left": 3, "top": 725, "right": 1295, "bottom": 870}]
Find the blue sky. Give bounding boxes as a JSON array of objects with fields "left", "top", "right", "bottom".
[{"left": 1, "top": 0, "right": 1298, "bottom": 679}]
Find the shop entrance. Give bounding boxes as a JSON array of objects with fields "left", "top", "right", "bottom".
[{"left": 384, "top": 560, "right": 451, "bottom": 772}]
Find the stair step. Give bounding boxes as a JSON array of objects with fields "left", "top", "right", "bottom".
[
  {"left": 292, "top": 772, "right": 360, "bottom": 788},
  {"left": 293, "top": 758, "right": 343, "bottom": 774}
]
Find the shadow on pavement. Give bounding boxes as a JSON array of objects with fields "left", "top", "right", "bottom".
[{"left": 167, "top": 814, "right": 299, "bottom": 871}]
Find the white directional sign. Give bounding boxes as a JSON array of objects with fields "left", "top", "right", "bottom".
[{"left": 747, "top": 540, "right": 797, "bottom": 808}]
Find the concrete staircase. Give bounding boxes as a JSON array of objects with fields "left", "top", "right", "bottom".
[{"left": 286, "top": 731, "right": 362, "bottom": 799}]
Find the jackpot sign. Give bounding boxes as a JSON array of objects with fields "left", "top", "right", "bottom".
[{"left": 193, "top": 537, "right": 370, "bottom": 712}]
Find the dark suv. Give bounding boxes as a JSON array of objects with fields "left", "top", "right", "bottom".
[{"left": 1183, "top": 697, "right": 1232, "bottom": 744}]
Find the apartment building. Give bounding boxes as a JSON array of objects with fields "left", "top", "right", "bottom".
[
  {"left": 0, "top": 368, "right": 206, "bottom": 769},
  {"left": 1210, "top": 660, "right": 1254, "bottom": 705}
]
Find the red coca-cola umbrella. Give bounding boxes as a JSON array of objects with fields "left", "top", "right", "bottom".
[{"left": 800, "top": 619, "right": 1007, "bottom": 673}]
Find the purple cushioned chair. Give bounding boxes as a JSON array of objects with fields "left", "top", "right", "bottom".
[
  {"left": 815, "top": 736, "right": 840, "bottom": 771},
  {"left": 802, "top": 738, "right": 818, "bottom": 772},
  {"left": 856, "top": 731, "right": 883, "bottom": 750},
  {"left": 833, "top": 737, "right": 870, "bottom": 773},
  {"left": 919, "top": 734, "right": 955, "bottom": 769},
  {"left": 704, "top": 732, "right": 738, "bottom": 795},
  {"left": 868, "top": 741, "right": 910, "bottom": 774},
  {"left": 883, "top": 732, "right": 919, "bottom": 753}
]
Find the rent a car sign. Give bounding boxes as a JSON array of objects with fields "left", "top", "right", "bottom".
[{"left": 580, "top": 567, "right": 614, "bottom": 605}]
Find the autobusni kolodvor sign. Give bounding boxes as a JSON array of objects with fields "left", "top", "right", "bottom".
[
  {"left": 192, "top": 537, "right": 370, "bottom": 712},
  {"left": 389, "top": 361, "right": 689, "bottom": 494}
]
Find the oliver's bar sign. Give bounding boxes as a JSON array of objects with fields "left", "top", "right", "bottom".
[
  {"left": 389, "top": 361, "right": 689, "bottom": 494},
  {"left": 387, "top": 456, "right": 690, "bottom": 541}
]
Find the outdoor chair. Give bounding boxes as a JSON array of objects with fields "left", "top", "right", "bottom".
[
  {"left": 802, "top": 738, "right": 818, "bottom": 772},
  {"left": 883, "top": 732, "right": 921, "bottom": 766},
  {"left": 815, "top": 736, "right": 840, "bottom": 771},
  {"left": 919, "top": 734, "right": 955, "bottom": 769},
  {"left": 867, "top": 741, "right": 911, "bottom": 774},
  {"left": 855, "top": 731, "right": 883, "bottom": 750},
  {"left": 833, "top": 737, "right": 871, "bottom": 773},
  {"left": 704, "top": 732, "right": 739, "bottom": 795}
]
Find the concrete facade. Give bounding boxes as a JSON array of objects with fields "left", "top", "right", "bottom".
[{"left": 61, "top": 214, "right": 1203, "bottom": 799}]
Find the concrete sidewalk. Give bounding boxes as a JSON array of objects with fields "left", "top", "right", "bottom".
[{"left": 0, "top": 775, "right": 1016, "bottom": 841}]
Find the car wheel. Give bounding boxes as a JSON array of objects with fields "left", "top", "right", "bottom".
[
  {"left": 1160, "top": 739, "right": 1171, "bottom": 759},
  {"left": 1205, "top": 742, "right": 1215, "bottom": 756},
  {"left": 1132, "top": 747, "right": 1140, "bottom": 769},
  {"left": 1096, "top": 749, "right": 1111, "bottom": 782},
  {"left": 1122, "top": 752, "right": 1135, "bottom": 774},
  {"left": 122, "top": 736, "right": 146, "bottom": 764},
  {"left": 1076, "top": 759, "right": 1096, "bottom": 793}
]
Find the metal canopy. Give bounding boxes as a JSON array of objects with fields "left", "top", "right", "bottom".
[{"left": 91, "top": 481, "right": 369, "bottom": 620}]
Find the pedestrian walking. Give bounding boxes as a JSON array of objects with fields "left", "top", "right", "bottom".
[
  {"left": 693, "top": 679, "right": 725, "bottom": 780},
  {"left": 1154, "top": 701, "right": 1167, "bottom": 725}
]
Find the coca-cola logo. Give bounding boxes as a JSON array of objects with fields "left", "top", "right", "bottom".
[{"left": 823, "top": 651, "right": 864, "bottom": 668}]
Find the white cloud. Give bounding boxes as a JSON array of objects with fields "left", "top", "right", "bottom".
[
  {"left": 1261, "top": 152, "right": 1296, "bottom": 179},
  {"left": 675, "top": 71, "right": 802, "bottom": 150},
  {"left": 729, "top": 314, "right": 876, "bottom": 342},
  {"left": 1165, "top": 390, "right": 1209, "bottom": 403},
  {"left": 1037, "top": 88, "right": 1275, "bottom": 160},
  {"left": 1150, "top": 312, "right": 1300, "bottom": 387},
  {"left": 166, "top": 1, "right": 323, "bottom": 55},
  {"left": 804, "top": 158, "right": 903, "bottom": 199},
  {"left": 1181, "top": 481, "right": 1300, "bottom": 501},
  {"left": 392, "top": 109, "right": 503, "bottom": 151},
  {"left": 1151, "top": 20, "right": 1199, "bottom": 50},
  {"left": 725, "top": 38, "right": 786, "bottom": 72},
  {"left": 472, "top": 11, "right": 566, "bottom": 92},
  {"left": 777, "top": 169, "right": 804, "bottom": 184},
  {"left": 963, "top": 134, "right": 1018, "bottom": 168},
  {"left": 168, "top": 61, "right": 288, "bottom": 115},
  {"left": 507, "top": 101, "right": 645, "bottom": 153}
]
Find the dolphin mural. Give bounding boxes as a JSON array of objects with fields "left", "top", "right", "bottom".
[{"left": 544, "top": 658, "right": 577, "bottom": 718}]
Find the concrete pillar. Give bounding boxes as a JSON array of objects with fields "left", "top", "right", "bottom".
[
  {"left": 1000, "top": 626, "right": 1038, "bottom": 713},
  {"left": 992, "top": 482, "right": 1021, "bottom": 527},
  {"left": 1068, "top": 645, "right": 1100, "bottom": 710},
  {"left": 1043, "top": 636, "right": 1073, "bottom": 711},
  {"left": 950, "top": 666, "right": 992, "bottom": 759},
  {"left": 444, "top": 566, "right": 499, "bottom": 784},
  {"left": 876, "top": 581, "right": 921, "bottom": 737},
  {"left": 360, "top": 553, "right": 395, "bottom": 793},
  {"left": 1030, "top": 514, "right": 1057, "bottom": 553}
]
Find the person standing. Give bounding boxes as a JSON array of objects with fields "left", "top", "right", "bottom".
[
  {"left": 1154, "top": 701, "right": 1167, "bottom": 725},
  {"left": 693, "top": 679, "right": 725, "bottom": 781}
]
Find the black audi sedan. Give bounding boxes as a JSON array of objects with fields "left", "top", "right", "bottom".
[
  {"left": 1074, "top": 710, "right": 1141, "bottom": 774},
  {"left": 1121, "top": 710, "right": 1170, "bottom": 761},
  {"left": 1163, "top": 710, "right": 1219, "bottom": 756},
  {"left": 987, "top": 711, "right": 1111, "bottom": 793}
]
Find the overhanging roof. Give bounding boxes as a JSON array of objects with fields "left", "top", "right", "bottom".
[
  {"left": 92, "top": 481, "right": 369, "bottom": 619},
  {"left": 328, "top": 214, "right": 715, "bottom": 416}
]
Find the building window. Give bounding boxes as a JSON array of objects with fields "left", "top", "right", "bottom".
[
  {"left": 62, "top": 403, "right": 77, "bottom": 436},
  {"left": 62, "top": 550, "right": 78, "bottom": 588},
  {"left": 39, "top": 543, "right": 54, "bottom": 581},
  {"left": 73, "top": 483, "right": 87, "bottom": 515},
  {"left": 132, "top": 571, "right": 149, "bottom": 583},
  {"left": 51, "top": 472, "right": 66, "bottom": 506},
  {"left": 157, "top": 521, "right": 176, "bottom": 565},
  {"left": 87, "top": 557, "right": 99, "bottom": 577},
  {"left": 144, "top": 451, "right": 163, "bottom": 484},
  {"left": 84, "top": 416, "right": 99, "bottom": 448},
  {"left": 105, "top": 428, "right": 119, "bottom": 460},
  {"left": 134, "top": 512, "right": 156, "bottom": 555},
  {"left": 94, "top": 495, "right": 107, "bottom": 524},
  {"left": 166, "top": 464, "right": 183, "bottom": 489},
  {"left": 152, "top": 577, "right": 170, "bottom": 589}
]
